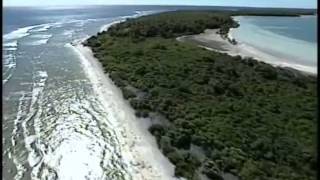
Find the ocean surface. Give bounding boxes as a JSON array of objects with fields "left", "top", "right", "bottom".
[
  {"left": 3, "top": 6, "right": 169, "bottom": 180},
  {"left": 231, "top": 15, "right": 317, "bottom": 73},
  {"left": 2, "top": 5, "right": 317, "bottom": 180}
]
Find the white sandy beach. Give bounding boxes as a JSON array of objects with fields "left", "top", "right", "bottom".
[
  {"left": 70, "top": 42, "right": 181, "bottom": 180},
  {"left": 68, "top": 14, "right": 314, "bottom": 180},
  {"left": 70, "top": 12, "right": 181, "bottom": 180},
  {"left": 178, "top": 29, "right": 316, "bottom": 75}
]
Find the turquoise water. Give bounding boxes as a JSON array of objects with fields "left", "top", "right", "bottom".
[{"left": 232, "top": 16, "right": 317, "bottom": 73}]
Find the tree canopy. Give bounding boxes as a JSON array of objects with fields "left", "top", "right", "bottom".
[{"left": 85, "top": 11, "right": 317, "bottom": 180}]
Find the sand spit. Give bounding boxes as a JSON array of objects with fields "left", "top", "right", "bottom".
[
  {"left": 178, "top": 29, "right": 316, "bottom": 75},
  {"left": 70, "top": 42, "right": 182, "bottom": 180}
]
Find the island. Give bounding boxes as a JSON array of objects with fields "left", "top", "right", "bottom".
[{"left": 83, "top": 11, "right": 317, "bottom": 180}]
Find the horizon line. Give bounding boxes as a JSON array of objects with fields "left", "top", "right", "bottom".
[{"left": 3, "top": 4, "right": 317, "bottom": 10}]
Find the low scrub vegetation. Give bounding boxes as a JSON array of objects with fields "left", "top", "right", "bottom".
[{"left": 85, "top": 11, "right": 317, "bottom": 180}]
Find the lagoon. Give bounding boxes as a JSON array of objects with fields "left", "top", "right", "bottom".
[{"left": 231, "top": 15, "right": 317, "bottom": 73}]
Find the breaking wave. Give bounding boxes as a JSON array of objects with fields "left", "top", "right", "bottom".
[
  {"left": 3, "top": 40, "right": 18, "bottom": 84},
  {"left": 4, "top": 11, "right": 179, "bottom": 180},
  {"left": 4, "top": 26, "right": 37, "bottom": 40},
  {"left": 30, "top": 24, "right": 52, "bottom": 32},
  {"left": 25, "top": 34, "right": 53, "bottom": 46}
]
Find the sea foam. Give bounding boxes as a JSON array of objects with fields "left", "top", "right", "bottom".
[
  {"left": 25, "top": 34, "right": 53, "bottom": 46},
  {"left": 4, "top": 26, "right": 37, "bottom": 40},
  {"left": 4, "top": 40, "right": 18, "bottom": 47},
  {"left": 30, "top": 24, "right": 52, "bottom": 32}
]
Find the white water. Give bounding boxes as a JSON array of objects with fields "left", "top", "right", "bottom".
[
  {"left": 4, "top": 26, "right": 37, "bottom": 40},
  {"left": 3, "top": 10, "right": 179, "bottom": 180}
]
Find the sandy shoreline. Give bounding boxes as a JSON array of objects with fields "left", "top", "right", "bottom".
[
  {"left": 178, "top": 29, "right": 316, "bottom": 75},
  {"left": 69, "top": 11, "right": 181, "bottom": 180},
  {"left": 69, "top": 42, "right": 180, "bottom": 180},
  {"left": 67, "top": 13, "right": 315, "bottom": 179}
]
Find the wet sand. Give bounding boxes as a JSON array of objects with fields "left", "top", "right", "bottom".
[
  {"left": 178, "top": 29, "right": 316, "bottom": 75},
  {"left": 71, "top": 42, "right": 181, "bottom": 180},
  {"left": 72, "top": 12, "right": 182, "bottom": 180}
]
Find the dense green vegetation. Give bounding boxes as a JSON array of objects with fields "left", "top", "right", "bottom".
[
  {"left": 107, "top": 11, "right": 239, "bottom": 38},
  {"left": 84, "top": 11, "right": 317, "bottom": 180}
]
